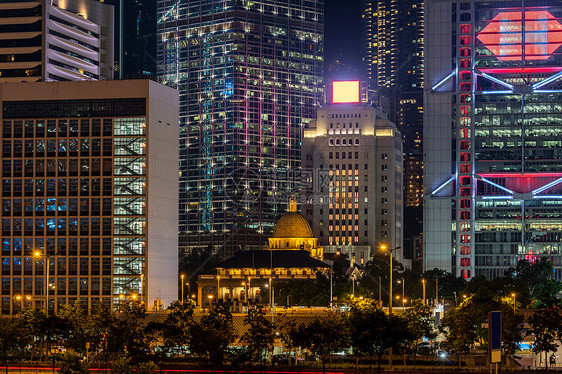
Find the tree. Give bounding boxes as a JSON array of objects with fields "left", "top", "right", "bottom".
[
  {"left": 296, "top": 310, "right": 349, "bottom": 374},
  {"left": 58, "top": 301, "right": 91, "bottom": 355},
  {"left": 240, "top": 307, "right": 274, "bottom": 364},
  {"left": 109, "top": 300, "right": 152, "bottom": 360},
  {"left": 188, "top": 304, "right": 237, "bottom": 366},
  {"left": 58, "top": 352, "right": 90, "bottom": 374},
  {"left": 149, "top": 300, "right": 194, "bottom": 357},
  {"left": 401, "top": 299, "right": 435, "bottom": 364},
  {"left": 275, "top": 315, "right": 300, "bottom": 365},
  {"left": 440, "top": 303, "right": 479, "bottom": 366},
  {"left": 529, "top": 306, "right": 562, "bottom": 372},
  {"left": 500, "top": 297, "right": 524, "bottom": 367},
  {"left": 513, "top": 259, "right": 562, "bottom": 307},
  {"left": 0, "top": 316, "right": 28, "bottom": 374},
  {"left": 348, "top": 299, "right": 411, "bottom": 374}
]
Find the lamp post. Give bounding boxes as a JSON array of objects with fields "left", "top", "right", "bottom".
[
  {"left": 181, "top": 274, "right": 185, "bottom": 305},
  {"left": 15, "top": 295, "right": 22, "bottom": 311},
  {"left": 379, "top": 275, "right": 382, "bottom": 305},
  {"left": 399, "top": 277, "right": 405, "bottom": 304},
  {"left": 380, "top": 245, "right": 401, "bottom": 314},
  {"left": 217, "top": 275, "right": 220, "bottom": 301},
  {"left": 511, "top": 292, "right": 516, "bottom": 313},
  {"left": 381, "top": 244, "right": 401, "bottom": 370},
  {"left": 330, "top": 265, "right": 333, "bottom": 308},
  {"left": 422, "top": 278, "right": 426, "bottom": 305},
  {"left": 248, "top": 277, "right": 251, "bottom": 302},
  {"left": 34, "top": 251, "right": 53, "bottom": 315}
]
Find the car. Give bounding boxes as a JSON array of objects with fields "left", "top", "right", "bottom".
[
  {"left": 272, "top": 353, "right": 303, "bottom": 365},
  {"left": 417, "top": 341, "right": 436, "bottom": 356}
]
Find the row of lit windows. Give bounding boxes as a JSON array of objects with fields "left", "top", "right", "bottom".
[
  {"left": 3, "top": 159, "right": 114, "bottom": 177},
  {"left": 3, "top": 197, "right": 112, "bottom": 216},
  {"left": 1, "top": 217, "right": 114, "bottom": 236},
  {"left": 2, "top": 139, "right": 113, "bottom": 158},
  {"left": 2, "top": 277, "right": 113, "bottom": 296},
  {"left": 2, "top": 258, "right": 113, "bottom": 276},
  {"left": 2, "top": 178, "right": 113, "bottom": 197}
]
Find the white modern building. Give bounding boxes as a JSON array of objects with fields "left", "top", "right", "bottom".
[
  {"left": 0, "top": 0, "right": 114, "bottom": 82},
  {"left": 0, "top": 80, "right": 178, "bottom": 314}
]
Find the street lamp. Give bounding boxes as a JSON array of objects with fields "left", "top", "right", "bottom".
[
  {"left": 380, "top": 244, "right": 401, "bottom": 314},
  {"left": 181, "top": 274, "right": 185, "bottom": 305},
  {"left": 34, "top": 251, "right": 54, "bottom": 315},
  {"left": 511, "top": 292, "right": 516, "bottom": 313},
  {"left": 402, "top": 298, "right": 407, "bottom": 308},
  {"left": 422, "top": 278, "right": 426, "bottom": 305},
  {"left": 248, "top": 277, "right": 252, "bottom": 302},
  {"left": 217, "top": 275, "right": 220, "bottom": 300},
  {"left": 398, "top": 277, "right": 405, "bottom": 303},
  {"left": 381, "top": 244, "right": 400, "bottom": 370}
]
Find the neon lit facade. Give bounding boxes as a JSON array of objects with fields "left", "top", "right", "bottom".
[
  {"left": 425, "top": 0, "right": 562, "bottom": 279},
  {"left": 157, "top": 1, "right": 324, "bottom": 258}
]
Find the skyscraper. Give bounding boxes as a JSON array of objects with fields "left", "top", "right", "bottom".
[
  {"left": 362, "top": 0, "right": 424, "bottom": 94},
  {"left": 0, "top": 0, "right": 114, "bottom": 82},
  {"left": 103, "top": 0, "right": 157, "bottom": 79},
  {"left": 425, "top": 0, "right": 562, "bottom": 279},
  {"left": 157, "top": 0, "right": 324, "bottom": 258},
  {"left": 303, "top": 81, "right": 404, "bottom": 265},
  {"left": 0, "top": 79, "right": 179, "bottom": 314}
]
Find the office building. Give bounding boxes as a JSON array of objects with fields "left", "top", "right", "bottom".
[
  {"left": 362, "top": 0, "right": 424, "bottom": 94},
  {"left": 363, "top": 0, "right": 424, "bottom": 267},
  {"left": 303, "top": 81, "right": 404, "bottom": 265},
  {"left": 0, "top": 79, "right": 178, "bottom": 314},
  {"left": 103, "top": 0, "right": 156, "bottom": 78},
  {"left": 0, "top": 0, "right": 114, "bottom": 82},
  {"left": 157, "top": 0, "right": 324, "bottom": 258},
  {"left": 425, "top": 0, "right": 562, "bottom": 279}
]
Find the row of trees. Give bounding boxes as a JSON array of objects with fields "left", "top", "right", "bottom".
[
  {"left": 439, "top": 258, "right": 562, "bottom": 370},
  {"left": 0, "top": 298, "right": 434, "bottom": 374}
]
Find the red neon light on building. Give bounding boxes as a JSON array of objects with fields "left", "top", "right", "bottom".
[{"left": 477, "top": 11, "right": 562, "bottom": 61}]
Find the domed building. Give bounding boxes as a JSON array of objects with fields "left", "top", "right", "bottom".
[
  {"left": 196, "top": 202, "right": 327, "bottom": 308},
  {"left": 267, "top": 201, "right": 323, "bottom": 258}
]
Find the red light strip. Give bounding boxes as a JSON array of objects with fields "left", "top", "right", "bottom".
[
  {"left": 479, "top": 67, "right": 562, "bottom": 74},
  {"left": 478, "top": 173, "right": 562, "bottom": 178}
]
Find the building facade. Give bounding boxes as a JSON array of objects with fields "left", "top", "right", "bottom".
[
  {"left": 157, "top": 0, "right": 324, "bottom": 258},
  {"left": 303, "top": 82, "right": 404, "bottom": 265},
  {"left": 104, "top": 0, "right": 157, "bottom": 79},
  {"left": 362, "top": 0, "right": 424, "bottom": 93},
  {"left": 0, "top": 80, "right": 178, "bottom": 314},
  {"left": 425, "top": 0, "right": 562, "bottom": 279},
  {"left": 0, "top": 0, "right": 114, "bottom": 83}
]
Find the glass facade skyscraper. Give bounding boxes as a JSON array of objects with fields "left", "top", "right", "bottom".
[
  {"left": 425, "top": 0, "right": 562, "bottom": 279},
  {"left": 157, "top": 0, "right": 324, "bottom": 257}
]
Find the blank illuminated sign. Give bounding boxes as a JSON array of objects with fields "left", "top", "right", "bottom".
[{"left": 332, "top": 81, "right": 360, "bottom": 103}]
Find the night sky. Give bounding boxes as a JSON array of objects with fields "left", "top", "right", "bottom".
[{"left": 324, "top": 0, "right": 363, "bottom": 78}]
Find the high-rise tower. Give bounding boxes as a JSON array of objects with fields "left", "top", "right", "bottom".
[
  {"left": 0, "top": 0, "right": 114, "bottom": 82},
  {"left": 157, "top": 0, "right": 324, "bottom": 258},
  {"left": 362, "top": 0, "right": 424, "bottom": 95},
  {"left": 425, "top": 0, "right": 562, "bottom": 279}
]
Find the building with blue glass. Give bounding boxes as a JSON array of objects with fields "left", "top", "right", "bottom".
[{"left": 157, "top": 0, "right": 324, "bottom": 258}]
